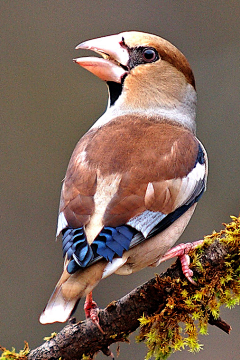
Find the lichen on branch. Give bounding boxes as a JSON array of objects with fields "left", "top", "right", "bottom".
[{"left": 137, "top": 216, "right": 240, "bottom": 359}]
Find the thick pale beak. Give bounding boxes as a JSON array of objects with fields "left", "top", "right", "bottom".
[{"left": 74, "top": 33, "right": 129, "bottom": 83}]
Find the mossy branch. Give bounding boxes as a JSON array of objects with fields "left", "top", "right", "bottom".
[{"left": 1, "top": 216, "right": 240, "bottom": 360}]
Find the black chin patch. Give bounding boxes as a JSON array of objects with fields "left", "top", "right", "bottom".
[{"left": 107, "top": 81, "right": 123, "bottom": 106}]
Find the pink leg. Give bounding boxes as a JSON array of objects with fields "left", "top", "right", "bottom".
[
  {"left": 160, "top": 240, "right": 204, "bottom": 284},
  {"left": 84, "top": 291, "right": 104, "bottom": 334}
]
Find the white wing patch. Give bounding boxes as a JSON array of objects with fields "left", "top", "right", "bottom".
[
  {"left": 173, "top": 161, "right": 206, "bottom": 208},
  {"left": 127, "top": 159, "right": 206, "bottom": 239},
  {"left": 56, "top": 211, "right": 68, "bottom": 237},
  {"left": 85, "top": 172, "right": 122, "bottom": 243}
]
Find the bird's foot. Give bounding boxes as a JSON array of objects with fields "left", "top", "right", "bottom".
[
  {"left": 84, "top": 292, "right": 105, "bottom": 334},
  {"left": 160, "top": 240, "right": 204, "bottom": 284}
]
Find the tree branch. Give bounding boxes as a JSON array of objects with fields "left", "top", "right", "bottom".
[{"left": 28, "top": 216, "right": 240, "bottom": 360}]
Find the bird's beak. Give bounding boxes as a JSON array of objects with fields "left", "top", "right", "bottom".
[{"left": 74, "top": 33, "right": 129, "bottom": 83}]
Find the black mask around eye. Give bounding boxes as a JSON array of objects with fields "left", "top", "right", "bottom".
[{"left": 128, "top": 46, "right": 159, "bottom": 69}]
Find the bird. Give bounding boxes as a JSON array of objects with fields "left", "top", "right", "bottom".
[{"left": 39, "top": 31, "right": 208, "bottom": 327}]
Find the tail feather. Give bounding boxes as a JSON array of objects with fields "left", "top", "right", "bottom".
[
  {"left": 39, "top": 284, "right": 78, "bottom": 324},
  {"left": 39, "top": 259, "right": 107, "bottom": 324}
]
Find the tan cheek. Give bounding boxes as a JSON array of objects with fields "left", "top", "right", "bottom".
[{"left": 123, "top": 63, "right": 187, "bottom": 109}]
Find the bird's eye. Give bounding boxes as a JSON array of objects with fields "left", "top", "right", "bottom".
[
  {"left": 142, "top": 48, "right": 158, "bottom": 62},
  {"left": 127, "top": 46, "right": 159, "bottom": 69}
]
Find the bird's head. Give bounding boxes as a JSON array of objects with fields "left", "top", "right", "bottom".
[{"left": 74, "top": 31, "right": 197, "bottom": 132}]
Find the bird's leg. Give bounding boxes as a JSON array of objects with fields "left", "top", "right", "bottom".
[
  {"left": 84, "top": 291, "right": 104, "bottom": 334},
  {"left": 84, "top": 293, "right": 115, "bottom": 357},
  {"left": 160, "top": 240, "right": 204, "bottom": 284}
]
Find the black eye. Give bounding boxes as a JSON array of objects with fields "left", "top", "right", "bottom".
[
  {"left": 142, "top": 48, "right": 157, "bottom": 62},
  {"left": 127, "top": 46, "right": 159, "bottom": 69}
]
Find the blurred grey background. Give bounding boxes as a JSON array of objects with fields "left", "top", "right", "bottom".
[{"left": 1, "top": 1, "right": 240, "bottom": 359}]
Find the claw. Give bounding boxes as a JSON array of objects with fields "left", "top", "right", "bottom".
[
  {"left": 84, "top": 292, "right": 105, "bottom": 334},
  {"left": 160, "top": 240, "right": 204, "bottom": 284},
  {"left": 179, "top": 253, "right": 196, "bottom": 284}
]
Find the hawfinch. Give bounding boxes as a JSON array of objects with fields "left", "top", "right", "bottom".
[{"left": 40, "top": 31, "right": 207, "bottom": 325}]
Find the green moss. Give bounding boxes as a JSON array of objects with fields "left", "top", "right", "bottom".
[
  {"left": 137, "top": 216, "right": 240, "bottom": 360},
  {"left": 43, "top": 332, "right": 57, "bottom": 341},
  {"left": 0, "top": 342, "right": 29, "bottom": 360},
  {"left": 82, "top": 355, "right": 92, "bottom": 360}
]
